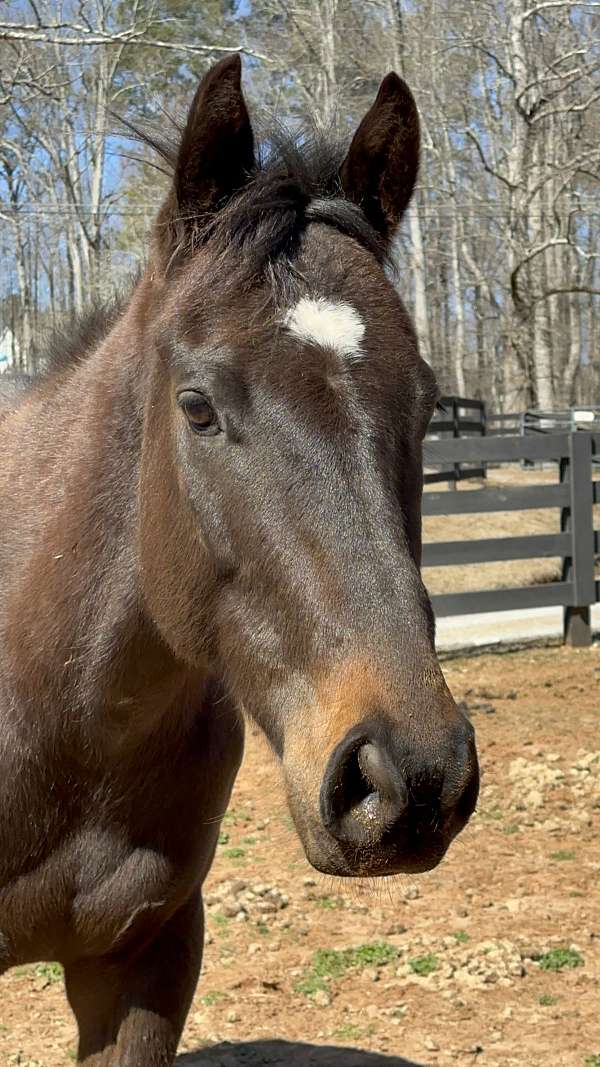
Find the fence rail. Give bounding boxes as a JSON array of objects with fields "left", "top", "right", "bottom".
[
  {"left": 486, "top": 411, "right": 521, "bottom": 436},
  {"left": 523, "top": 408, "right": 600, "bottom": 434},
  {"left": 422, "top": 431, "right": 599, "bottom": 645},
  {"left": 472, "top": 407, "right": 600, "bottom": 450},
  {"left": 431, "top": 402, "right": 600, "bottom": 447},
  {"left": 425, "top": 395, "right": 486, "bottom": 485}
]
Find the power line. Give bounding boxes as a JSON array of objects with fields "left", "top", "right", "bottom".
[{"left": 2, "top": 207, "right": 599, "bottom": 218}]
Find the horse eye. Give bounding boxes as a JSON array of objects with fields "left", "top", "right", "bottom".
[{"left": 178, "top": 391, "right": 220, "bottom": 435}]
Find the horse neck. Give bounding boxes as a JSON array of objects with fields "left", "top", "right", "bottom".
[{"left": 3, "top": 281, "right": 198, "bottom": 741}]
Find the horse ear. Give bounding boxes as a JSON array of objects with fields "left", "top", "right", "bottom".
[
  {"left": 157, "top": 54, "right": 254, "bottom": 261},
  {"left": 339, "top": 73, "right": 419, "bottom": 242}
]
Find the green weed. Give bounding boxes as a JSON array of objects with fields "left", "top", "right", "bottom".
[
  {"left": 351, "top": 943, "right": 397, "bottom": 967},
  {"left": 316, "top": 896, "right": 339, "bottom": 910},
  {"left": 550, "top": 850, "right": 576, "bottom": 861},
  {"left": 223, "top": 809, "right": 252, "bottom": 826},
  {"left": 201, "top": 991, "right": 226, "bottom": 1007},
  {"left": 453, "top": 930, "right": 470, "bottom": 944},
  {"left": 408, "top": 953, "right": 439, "bottom": 977},
  {"left": 35, "top": 962, "right": 63, "bottom": 982},
  {"left": 536, "top": 947, "right": 583, "bottom": 971},
  {"left": 312, "top": 948, "right": 354, "bottom": 980},
  {"left": 294, "top": 973, "right": 329, "bottom": 996},
  {"left": 212, "top": 911, "right": 231, "bottom": 937},
  {"left": 222, "top": 847, "right": 246, "bottom": 861},
  {"left": 294, "top": 942, "right": 397, "bottom": 997},
  {"left": 333, "top": 1022, "right": 375, "bottom": 1041}
]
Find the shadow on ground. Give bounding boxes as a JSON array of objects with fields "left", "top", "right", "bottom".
[{"left": 178, "top": 1039, "right": 424, "bottom": 1066}]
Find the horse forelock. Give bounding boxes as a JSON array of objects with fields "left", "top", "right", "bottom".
[{"left": 139, "top": 119, "right": 390, "bottom": 292}]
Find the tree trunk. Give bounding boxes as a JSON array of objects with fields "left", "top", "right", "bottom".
[
  {"left": 384, "top": 0, "right": 432, "bottom": 365},
  {"left": 408, "top": 201, "right": 431, "bottom": 365},
  {"left": 450, "top": 212, "right": 466, "bottom": 395},
  {"left": 532, "top": 300, "right": 555, "bottom": 409},
  {"left": 315, "top": 0, "right": 338, "bottom": 126}
]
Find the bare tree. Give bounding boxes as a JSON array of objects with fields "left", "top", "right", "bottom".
[{"left": 1, "top": 0, "right": 597, "bottom": 405}]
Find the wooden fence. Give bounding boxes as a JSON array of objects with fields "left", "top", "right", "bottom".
[
  {"left": 425, "top": 395, "right": 486, "bottom": 486},
  {"left": 486, "top": 411, "right": 521, "bottom": 436},
  {"left": 422, "top": 431, "right": 599, "bottom": 646},
  {"left": 474, "top": 407, "right": 600, "bottom": 442}
]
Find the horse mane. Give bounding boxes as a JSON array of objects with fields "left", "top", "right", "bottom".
[{"left": 40, "top": 297, "right": 129, "bottom": 378}]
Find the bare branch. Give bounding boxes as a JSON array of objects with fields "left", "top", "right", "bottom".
[
  {"left": 516, "top": 238, "right": 571, "bottom": 273},
  {"left": 465, "top": 130, "right": 516, "bottom": 190},
  {"left": 531, "top": 89, "right": 600, "bottom": 121},
  {"left": 0, "top": 22, "right": 268, "bottom": 60},
  {"left": 522, "top": 1, "right": 600, "bottom": 21},
  {"left": 525, "top": 149, "right": 600, "bottom": 204},
  {"left": 531, "top": 286, "right": 600, "bottom": 303}
]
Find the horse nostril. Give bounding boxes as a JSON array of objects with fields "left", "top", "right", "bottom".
[
  {"left": 317, "top": 714, "right": 479, "bottom": 872},
  {"left": 452, "top": 737, "right": 480, "bottom": 824},
  {"left": 320, "top": 737, "right": 409, "bottom": 846},
  {"left": 358, "top": 742, "right": 392, "bottom": 795}
]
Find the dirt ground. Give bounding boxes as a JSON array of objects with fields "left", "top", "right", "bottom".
[
  {"left": 422, "top": 465, "right": 600, "bottom": 594},
  {"left": 1, "top": 643, "right": 599, "bottom": 1067}
]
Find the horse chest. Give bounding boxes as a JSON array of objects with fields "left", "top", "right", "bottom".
[
  {"left": 0, "top": 748, "right": 230, "bottom": 966},
  {"left": 1, "top": 825, "right": 213, "bottom": 968},
  {"left": 0, "top": 679, "right": 243, "bottom": 967},
  {"left": 69, "top": 833, "right": 202, "bottom": 958}
]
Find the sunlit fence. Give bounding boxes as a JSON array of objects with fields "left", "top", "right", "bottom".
[
  {"left": 426, "top": 395, "right": 486, "bottom": 486},
  {"left": 422, "top": 432, "right": 600, "bottom": 646}
]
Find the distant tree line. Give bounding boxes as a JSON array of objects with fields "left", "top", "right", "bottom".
[{"left": 1, "top": 0, "right": 598, "bottom": 409}]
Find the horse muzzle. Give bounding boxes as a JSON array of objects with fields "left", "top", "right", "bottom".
[{"left": 285, "top": 710, "right": 479, "bottom": 878}]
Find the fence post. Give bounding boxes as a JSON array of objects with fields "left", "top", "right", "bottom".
[
  {"left": 480, "top": 400, "right": 488, "bottom": 481},
  {"left": 451, "top": 398, "right": 460, "bottom": 490},
  {"left": 561, "top": 432, "right": 595, "bottom": 646}
]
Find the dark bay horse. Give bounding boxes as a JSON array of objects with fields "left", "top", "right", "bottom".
[{"left": 0, "top": 56, "right": 478, "bottom": 1065}]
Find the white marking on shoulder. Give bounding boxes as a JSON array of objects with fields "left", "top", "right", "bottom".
[{"left": 284, "top": 297, "right": 365, "bottom": 360}]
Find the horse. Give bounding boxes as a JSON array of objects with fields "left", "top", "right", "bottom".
[{"left": 0, "top": 55, "right": 478, "bottom": 1066}]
